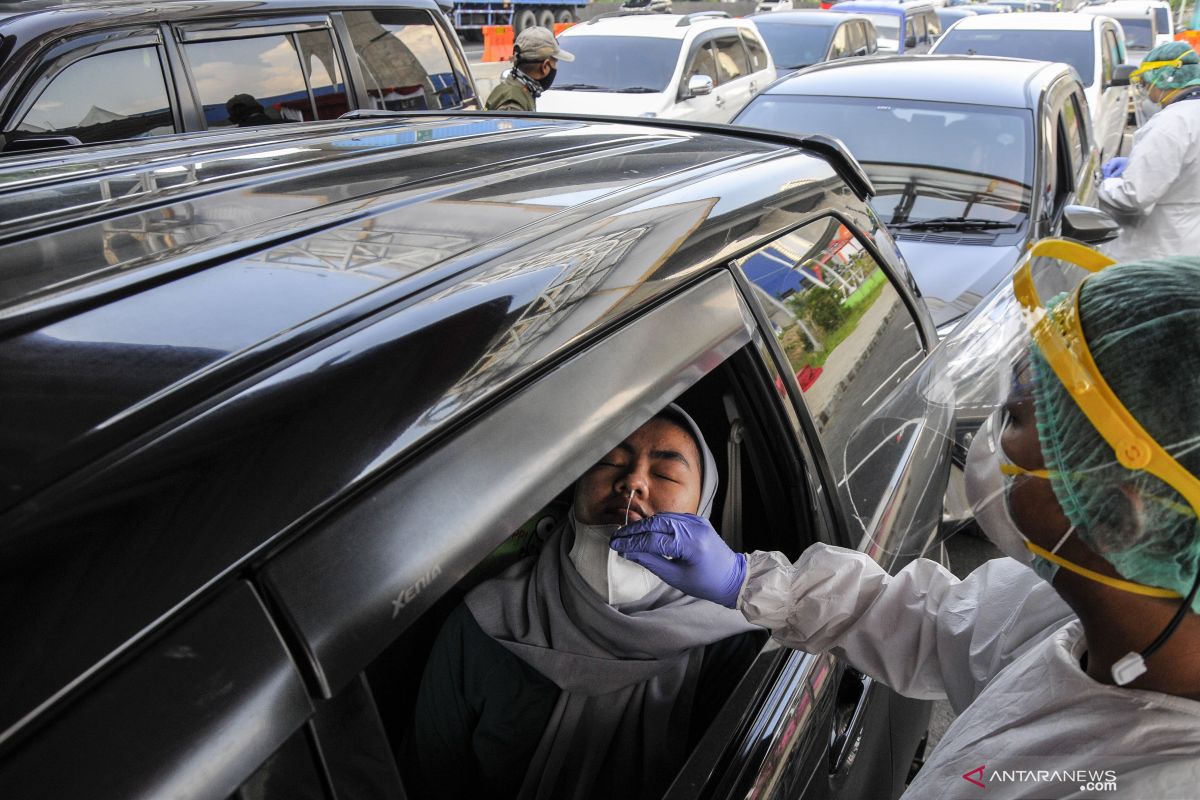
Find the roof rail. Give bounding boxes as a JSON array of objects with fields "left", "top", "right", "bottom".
[
  {"left": 336, "top": 110, "right": 876, "bottom": 200},
  {"left": 677, "top": 10, "right": 731, "bottom": 24},
  {"left": 587, "top": 8, "right": 666, "bottom": 23}
]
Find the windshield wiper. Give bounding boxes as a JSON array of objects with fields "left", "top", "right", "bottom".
[
  {"left": 553, "top": 83, "right": 607, "bottom": 91},
  {"left": 888, "top": 217, "right": 1019, "bottom": 232},
  {"left": 615, "top": 86, "right": 659, "bottom": 93}
]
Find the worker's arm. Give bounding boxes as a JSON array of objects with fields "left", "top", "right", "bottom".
[
  {"left": 1099, "top": 112, "right": 1191, "bottom": 214},
  {"left": 613, "top": 514, "right": 1074, "bottom": 712}
]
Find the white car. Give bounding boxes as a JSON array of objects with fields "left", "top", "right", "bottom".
[
  {"left": 932, "top": 12, "right": 1132, "bottom": 160},
  {"left": 1081, "top": 0, "right": 1174, "bottom": 46},
  {"left": 1077, "top": 1, "right": 1160, "bottom": 63},
  {"left": 538, "top": 12, "right": 776, "bottom": 122}
]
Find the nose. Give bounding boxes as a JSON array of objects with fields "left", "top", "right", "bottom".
[{"left": 615, "top": 463, "right": 649, "bottom": 499}]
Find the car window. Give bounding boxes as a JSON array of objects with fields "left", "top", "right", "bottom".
[
  {"left": 685, "top": 40, "right": 719, "bottom": 85},
  {"left": 344, "top": 9, "right": 464, "bottom": 110},
  {"left": 1100, "top": 27, "right": 1115, "bottom": 86},
  {"left": 905, "top": 18, "right": 919, "bottom": 49},
  {"left": 847, "top": 22, "right": 867, "bottom": 56},
  {"left": 865, "top": 22, "right": 878, "bottom": 52},
  {"left": 831, "top": 24, "right": 850, "bottom": 59},
  {"left": 733, "top": 216, "right": 926, "bottom": 539},
  {"left": 364, "top": 357, "right": 806, "bottom": 798},
  {"left": 740, "top": 29, "right": 769, "bottom": 72},
  {"left": 297, "top": 30, "right": 350, "bottom": 120},
  {"left": 924, "top": 12, "right": 941, "bottom": 42},
  {"left": 1062, "top": 98, "right": 1086, "bottom": 178},
  {"left": 14, "top": 46, "right": 174, "bottom": 144},
  {"left": 184, "top": 35, "right": 317, "bottom": 127},
  {"left": 713, "top": 34, "right": 750, "bottom": 82},
  {"left": 226, "top": 727, "right": 326, "bottom": 800}
]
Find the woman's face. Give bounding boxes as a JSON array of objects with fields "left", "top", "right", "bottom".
[{"left": 574, "top": 417, "right": 702, "bottom": 526}]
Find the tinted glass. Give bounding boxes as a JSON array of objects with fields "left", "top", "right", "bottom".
[
  {"left": 753, "top": 22, "right": 833, "bottom": 69},
  {"left": 935, "top": 29, "right": 1096, "bottom": 86},
  {"left": 741, "top": 30, "right": 769, "bottom": 71},
  {"left": 185, "top": 35, "right": 311, "bottom": 127},
  {"left": 297, "top": 30, "right": 349, "bottom": 120},
  {"left": 230, "top": 727, "right": 327, "bottom": 800},
  {"left": 713, "top": 35, "right": 749, "bottom": 82},
  {"left": 345, "top": 9, "right": 463, "bottom": 110},
  {"left": 1121, "top": 17, "right": 1154, "bottom": 49},
  {"left": 736, "top": 95, "right": 1034, "bottom": 222},
  {"left": 734, "top": 217, "right": 925, "bottom": 536},
  {"left": 847, "top": 22, "right": 866, "bottom": 54},
  {"left": 1100, "top": 28, "right": 1115, "bottom": 85},
  {"left": 685, "top": 41, "right": 719, "bottom": 84},
  {"left": 925, "top": 12, "right": 941, "bottom": 40},
  {"left": 1154, "top": 7, "right": 1170, "bottom": 34},
  {"left": 16, "top": 47, "right": 173, "bottom": 143},
  {"left": 547, "top": 35, "right": 682, "bottom": 92},
  {"left": 1062, "top": 100, "right": 1085, "bottom": 176},
  {"left": 831, "top": 25, "right": 850, "bottom": 58}
]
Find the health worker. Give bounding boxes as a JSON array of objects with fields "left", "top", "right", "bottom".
[
  {"left": 1098, "top": 41, "right": 1200, "bottom": 261},
  {"left": 613, "top": 244, "right": 1200, "bottom": 798}
]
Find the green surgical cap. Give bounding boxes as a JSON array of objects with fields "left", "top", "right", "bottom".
[
  {"left": 1031, "top": 257, "right": 1200, "bottom": 610},
  {"left": 1141, "top": 41, "right": 1200, "bottom": 94}
]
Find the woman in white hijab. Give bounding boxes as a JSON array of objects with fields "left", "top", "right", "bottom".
[{"left": 405, "top": 405, "right": 763, "bottom": 800}]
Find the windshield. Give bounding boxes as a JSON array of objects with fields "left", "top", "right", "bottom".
[
  {"left": 1154, "top": 7, "right": 1170, "bottom": 34},
  {"left": 934, "top": 29, "right": 1096, "bottom": 86},
  {"left": 860, "top": 13, "right": 901, "bottom": 40},
  {"left": 549, "top": 36, "right": 681, "bottom": 92},
  {"left": 754, "top": 22, "right": 834, "bottom": 69},
  {"left": 1120, "top": 17, "right": 1154, "bottom": 49},
  {"left": 736, "top": 95, "right": 1033, "bottom": 223}
]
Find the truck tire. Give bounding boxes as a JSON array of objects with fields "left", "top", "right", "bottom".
[
  {"left": 557, "top": 8, "right": 575, "bottom": 23},
  {"left": 538, "top": 8, "right": 556, "bottom": 27},
  {"left": 515, "top": 9, "right": 538, "bottom": 32}
]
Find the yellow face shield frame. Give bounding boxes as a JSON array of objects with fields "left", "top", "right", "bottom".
[
  {"left": 1130, "top": 57, "right": 1187, "bottom": 84},
  {"left": 1012, "top": 239, "right": 1200, "bottom": 599}
]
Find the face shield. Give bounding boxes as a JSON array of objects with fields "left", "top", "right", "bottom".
[
  {"left": 844, "top": 238, "right": 1200, "bottom": 684},
  {"left": 1129, "top": 56, "right": 1189, "bottom": 110}
]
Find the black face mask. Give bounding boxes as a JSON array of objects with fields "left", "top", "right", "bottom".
[{"left": 538, "top": 66, "right": 557, "bottom": 91}]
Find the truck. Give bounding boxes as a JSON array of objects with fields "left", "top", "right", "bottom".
[{"left": 449, "top": 0, "right": 590, "bottom": 32}]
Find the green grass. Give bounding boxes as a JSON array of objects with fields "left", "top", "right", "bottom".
[{"left": 779, "top": 273, "right": 888, "bottom": 371}]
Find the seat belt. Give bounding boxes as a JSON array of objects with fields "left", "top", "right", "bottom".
[{"left": 721, "top": 393, "right": 744, "bottom": 552}]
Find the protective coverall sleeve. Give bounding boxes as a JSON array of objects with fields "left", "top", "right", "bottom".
[
  {"left": 738, "top": 544, "right": 1074, "bottom": 713},
  {"left": 1099, "top": 112, "right": 1191, "bottom": 214}
]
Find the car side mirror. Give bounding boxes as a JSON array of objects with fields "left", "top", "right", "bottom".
[
  {"left": 685, "top": 74, "right": 714, "bottom": 98},
  {"left": 0, "top": 133, "right": 83, "bottom": 154},
  {"left": 905, "top": 33, "right": 918, "bottom": 48},
  {"left": 1062, "top": 205, "right": 1120, "bottom": 245},
  {"left": 854, "top": 45, "right": 869, "bottom": 56},
  {"left": 1110, "top": 63, "right": 1136, "bottom": 87}
]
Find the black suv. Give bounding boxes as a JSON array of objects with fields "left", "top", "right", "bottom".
[
  {"left": 0, "top": 0, "right": 477, "bottom": 154},
  {"left": 0, "top": 113, "right": 949, "bottom": 799}
]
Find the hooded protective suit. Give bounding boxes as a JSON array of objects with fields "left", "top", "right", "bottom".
[{"left": 1098, "top": 48, "right": 1200, "bottom": 261}]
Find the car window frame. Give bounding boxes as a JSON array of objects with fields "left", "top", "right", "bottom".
[
  {"left": 681, "top": 35, "right": 721, "bottom": 95},
  {"left": 2, "top": 28, "right": 182, "bottom": 142},
  {"left": 739, "top": 27, "right": 770, "bottom": 73},
  {"left": 711, "top": 30, "right": 752, "bottom": 84}
]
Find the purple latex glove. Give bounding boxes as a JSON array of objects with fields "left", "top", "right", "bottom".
[
  {"left": 1101, "top": 157, "right": 1129, "bottom": 179},
  {"left": 610, "top": 512, "right": 747, "bottom": 608}
]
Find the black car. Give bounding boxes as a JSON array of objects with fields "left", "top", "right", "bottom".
[
  {"left": 0, "top": 113, "right": 950, "bottom": 799},
  {"left": 0, "top": 0, "right": 478, "bottom": 154}
]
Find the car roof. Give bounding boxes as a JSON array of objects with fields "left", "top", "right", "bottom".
[
  {"left": 1077, "top": 1, "right": 1154, "bottom": 15},
  {"left": 0, "top": 112, "right": 881, "bottom": 742},
  {"left": 946, "top": 10, "right": 1099, "bottom": 29},
  {"left": 763, "top": 54, "right": 1070, "bottom": 108},
  {"left": 750, "top": 10, "right": 868, "bottom": 26},
  {"left": 833, "top": 0, "right": 933, "bottom": 11},
  {"left": 568, "top": 12, "right": 751, "bottom": 39}
]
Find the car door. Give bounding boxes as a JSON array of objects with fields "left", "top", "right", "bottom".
[
  {"left": 0, "top": 31, "right": 180, "bottom": 153},
  {"left": 1095, "top": 23, "right": 1131, "bottom": 159},
  {"left": 674, "top": 36, "right": 724, "bottom": 122},
  {"left": 710, "top": 31, "right": 757, "bottom": 121},
  {"left": 740, "top": 26, "right": 777, "bottom": 95}
]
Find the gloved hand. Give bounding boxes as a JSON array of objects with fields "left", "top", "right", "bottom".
[
  {"left": 1101, "top": 157, "right": 1129, "bottom": 179},
  {"left": 610, "top": 512, "right": 747, "bottom": 608}
]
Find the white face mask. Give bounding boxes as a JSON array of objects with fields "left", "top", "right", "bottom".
[
  {"left": 569, "top": 515, "right": 665, "bottom": 605},
  {"left": 963, "top": 411, "right": 1074, "bottom": 580}
]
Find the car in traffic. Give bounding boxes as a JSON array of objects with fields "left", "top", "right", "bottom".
[
  {"left": 931, "top": 12, "right": 1134, "bottom": 160},
  {"left": 0, "top": 0, "right": 478, "bottom": 155},
  {"left": 967, "top": 3, "right": 1015, "bottom": 14},
  {"left": 750, "top": 10, "right": 879, "bottom": 73},
  {"left": 1083, "top": 0, "right": 1174, "bottom": 44},
  {"left": 938, "top": 6, "right": 980, "bottom": 28},
  {"left": 828, "top": 1, "right": 942, "bottom": 53},
  {"left": 0, "top": 111, "right": 947, "bottom": 800},
  {"left": 539, "top": 12, "right": 775, "bottom": 121},
  {"left": 733, "top": 56, "right": 1119, "bottom": 332},
  {"left": 1077, "top": 0, "right": 1160, "bottom": 62}
]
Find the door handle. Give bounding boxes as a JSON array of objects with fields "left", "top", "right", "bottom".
[
  {"left": 829, "top": 667, "right": 874, "bottom": 774},
  {"left": 714, "top": 95, "right": 726, "bottom": 108},
  {"left": 749, "top": 81, "right": 758, "bottom": 94}
]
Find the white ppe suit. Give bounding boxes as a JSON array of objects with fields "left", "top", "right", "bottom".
[
  {"left": 1098, "top": 96, "right": 1200, "bottom": 261},
  {"left": 740, "top": 545, "right": 1200, "bottom": 799}
]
